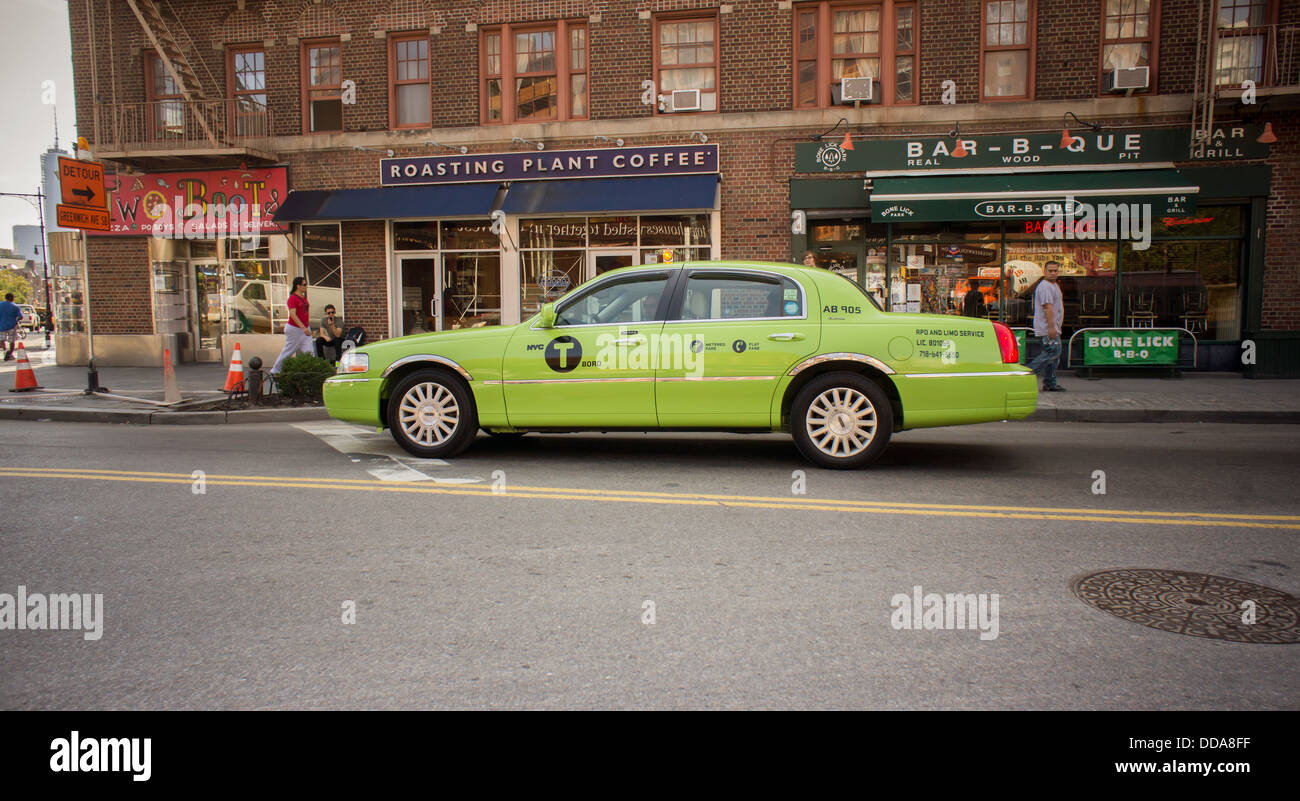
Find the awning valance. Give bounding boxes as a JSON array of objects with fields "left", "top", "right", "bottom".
[
  {"left": 273, "top": 175, "right": 719, "bottom": 223},
  {"left": 501, "top": 175, "right": 718, "bottom": 215},
  {"left": 869, "top": 169, "right": 1199, "bottom": 222},
  {"left": 273, "top": 183, "right": 502, "bottom": 222}
]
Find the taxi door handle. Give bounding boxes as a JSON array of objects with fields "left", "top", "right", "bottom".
[
  {"left": 611, "top": 337, "right": 645, "bottom": 346},
  {"left": 768, "top": 332, "right": 804, "bottom": 341}
]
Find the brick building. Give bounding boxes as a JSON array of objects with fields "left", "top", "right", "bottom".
[{"left": 60, "top": 0, "right": 1298, "bottom": 374}]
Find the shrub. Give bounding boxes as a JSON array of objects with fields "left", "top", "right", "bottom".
[{"left": 276, "top": 353, "right": 335, "bottom": 401}]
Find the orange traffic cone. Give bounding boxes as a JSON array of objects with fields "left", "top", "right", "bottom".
[
  {"left": 163, "top": 348, "right": 181, "bottom": 403},
  {"left": 8, "top": 342, "right": 42, "bottom": 392},
  {"left": 223, "top": 342, "right": 245, "bottom": 392}
]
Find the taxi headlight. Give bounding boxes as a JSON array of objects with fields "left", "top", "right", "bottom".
[{"left": 337, "top": 350, "right": 369, "bottom": 374}]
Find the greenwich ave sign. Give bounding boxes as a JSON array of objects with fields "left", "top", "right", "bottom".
[
  {"left": 382, "top": 144, "right": 719, "bottom": 186},
  {"left": 795, "top": 126, "right": 1271, "bottom": 174}
]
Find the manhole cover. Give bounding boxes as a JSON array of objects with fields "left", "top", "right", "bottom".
[{"left": 1071, "top": 568, "right": 1300, "bottom": 644}]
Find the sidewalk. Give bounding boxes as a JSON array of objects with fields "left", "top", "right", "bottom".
[
  {"left": 1, "top": 335, "right": 1296, "bottom": 424},
  {"left": 0, "top": 336, "right": 326, "bottom": 425}
]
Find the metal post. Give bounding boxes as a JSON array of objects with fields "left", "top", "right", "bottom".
[
  {"left": 82, "top": 231, "right": 102, "bottom": 393},
  {"left": 35, "top": 188, "right": 52, "bottom": 344}
]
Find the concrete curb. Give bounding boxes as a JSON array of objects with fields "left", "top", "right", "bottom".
[
  {"left": 1025, "top": 408, "right": 1300, "bottom": 424},
  {"left": 0, "top": 405, "right": 330, "bottom": 425}
]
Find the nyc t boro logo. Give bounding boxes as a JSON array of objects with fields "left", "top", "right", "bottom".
[{"left": 814, "top": 142, "right": 849, "bottom": 171}]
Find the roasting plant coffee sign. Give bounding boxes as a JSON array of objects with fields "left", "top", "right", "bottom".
[
  {"left": 795, "top": 126, "right": 1271, "bottom": 174},
  {"left": 101, "top": 166, "right": 289, "bottom": 236},
  {"left": 381, "top": 144, "right": 719, "bottom": 186}
]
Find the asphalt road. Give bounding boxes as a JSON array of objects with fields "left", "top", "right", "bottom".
[{"left": 1, "top": 419, "right": 1297, "bottom": 709}]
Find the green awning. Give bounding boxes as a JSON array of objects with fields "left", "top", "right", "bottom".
[{"left": 869, "top": 169, "right": 1199, "bottom": 222}]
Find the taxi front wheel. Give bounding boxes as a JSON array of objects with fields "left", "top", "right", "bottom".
[
  {"left": 387, "top": 369, "right": 478, "bottom": 459},
  {"left": 790, "top": 372, "right": 893, "bottom": 469}
]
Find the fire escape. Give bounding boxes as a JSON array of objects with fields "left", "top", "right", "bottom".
[
  {"left": 1191, "top": 0, "right": 1298, "bottom": 148},
  {"left": 93, "top": 0, "right": 276, "bottom": 168}
]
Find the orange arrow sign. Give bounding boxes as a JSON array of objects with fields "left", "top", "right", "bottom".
[{"left": 58, "top": 156, "right": 107, "bottom": 210}]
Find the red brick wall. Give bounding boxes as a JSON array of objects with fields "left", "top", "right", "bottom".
[
  {"left": 1262, "top": 110, "right": 1299, "bottom": 332},
  {"left": 84, "top": 236, "right": 152, "bottom": 335},
  {"left": 342, "top": 220, "right": 390, "bottom": 340}
]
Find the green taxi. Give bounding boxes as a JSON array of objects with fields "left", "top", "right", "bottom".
[{"left": 323, "top": 261, "right": 1037, "bottom": 468}]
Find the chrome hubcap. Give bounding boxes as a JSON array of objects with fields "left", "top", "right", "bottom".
[
  {"left": 399, "top": 382, "right": 459, "bottom": 447},
  {"left": 805, "top": 387, "right": 876, "bottom": 458}
]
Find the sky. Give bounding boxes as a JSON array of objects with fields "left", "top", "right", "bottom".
[{"left": 0, "top": 0, "right": 76, "bottom": 251}]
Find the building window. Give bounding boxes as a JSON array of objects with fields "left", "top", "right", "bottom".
[
  {"left": 981, "top": 0, "right": 1035, "bottom": 100},
  {"left": 302, "top": 40, "right": 343, "bottom": 133},
  {"left": 145, "top": 51, "right": 185, "bottom": 140},
  {"left": 480, "top": 21, "right": 588, "bottom": 124},
  {"left": 302, "top": 223, "right": 343, "bottom": 332},
  {"left": 390, "top": 35, "right": 430, "bottom": 128},
  {"left": 1215, "top": 0, "right": 1276, "bottom": 87},
  {"left": 655, "top": 15, "right": 718, "bottom": 112},
  {"left": 1099, "top": 0, "right": 1158, "bottom": 94},
  {"left": 227, "top": 46, "right": 267, "bottom": 137},
  {"left": 792, "top": 2, "right": 918, "bottom": 108}
]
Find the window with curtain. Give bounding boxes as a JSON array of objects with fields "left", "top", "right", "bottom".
[
  {"left": 390, "top": 35, "right": 431, "bottom": 128},
  {"left": 656, "top": 16, "right": 718, "bottom": 112},
  {"left": 982, "top": 0, "right": 1034, "bottom": 99}
]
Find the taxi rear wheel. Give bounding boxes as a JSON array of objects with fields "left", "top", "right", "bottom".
[
  {"left": 791, "top": 372, "right": 893, "bottom": 469},
  {"left": 387, "top": 369, "right": 478, "bottom": 458}
]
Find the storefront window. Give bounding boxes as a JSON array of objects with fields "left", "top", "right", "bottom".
[
  {"left": 302, "top": 223, "right": 342, "bottom": 330},
  {"left": 1120, "top": 240, "right": 1240, "bottom": 340},
  {"left": 441, "top": 221, "right": 497, "bottom": 250},
  {"left": 392, "top": 220, "right": 438, "bottom": 250},
  {"left": 227, "top": 235, "right": 288, "bottom": 335},
  {"left": 443, "top": 252, "right": 502, "bottom": 327},
  {"left": 519, "top": 214, "right": 716, "bottom": 315},
  {"left": 522, "top": 249, "right": 584, "bottom": 316}
]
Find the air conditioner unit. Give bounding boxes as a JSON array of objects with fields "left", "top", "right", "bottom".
[
  {"left": 666, "top": 89, "right": 701, "bottom": 112},
  {"left": 1109, "top": 66, "right": 1150, "bottom": 92},
  {"left": 839, "top": 77, "right": 874, "bottom": 102}
]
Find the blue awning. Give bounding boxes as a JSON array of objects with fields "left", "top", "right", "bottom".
[
  {"left": 501, "top": 175, "right": 719, "bottom": 214},
  {"left": 273, "top": 183, "right": 503, "bottom": 222}
]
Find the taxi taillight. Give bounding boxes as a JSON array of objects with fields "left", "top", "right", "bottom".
[{"left": 992, "top": 322, "right": 1018, "bottom": 363}]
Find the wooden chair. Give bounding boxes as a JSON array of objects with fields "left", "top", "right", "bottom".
[
  {"left": 1079, "top": 291, "right": 1112, "bottom": 328},
  {"left": 1180, "top": 290, "right": 1208, "bottom": 335}
]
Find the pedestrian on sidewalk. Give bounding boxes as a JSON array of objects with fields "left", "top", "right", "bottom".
[
  {"left": 0, "top": 293, "right": 21, "bottom": 361},
  {"left": 1025, "top": 261, "right": 1066, "bottom": 392},
  {"left": 271, "top": 277, "right": 313, "bottom": 374}
]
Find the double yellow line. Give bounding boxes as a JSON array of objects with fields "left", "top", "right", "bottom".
[{"left": 2, "top": 466, "right": 1298, "bottom": 530}]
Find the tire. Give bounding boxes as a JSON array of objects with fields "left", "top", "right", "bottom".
[
  {"left": 387, "top": 369, "right": 479, "bottom": 458},
  {"left": 790, "top": 371, "right": 894, "bottom": 469}
]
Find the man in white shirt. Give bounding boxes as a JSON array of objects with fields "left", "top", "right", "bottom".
[{"left": 1025, "top": 260, "right": 1066, "bottom": 392}]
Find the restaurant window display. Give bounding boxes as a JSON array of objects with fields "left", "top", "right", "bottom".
[
  {"left": 1000, "top": 233, "right": 1118, "bottom": 338},
  {"left": 886, "top": 224, "right": 1003, "bottom": 316}
]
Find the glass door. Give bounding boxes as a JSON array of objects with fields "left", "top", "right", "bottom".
[
  {"left": 399, "top": 255, "right": 441, "bottom": 336},
  {"left": 192, "top": 261, "right": 223, "bottom": 362},
  {"left": 590, "top": 249, "right": 638, "bottom": 279}
]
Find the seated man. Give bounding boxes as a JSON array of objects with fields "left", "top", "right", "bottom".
[{"left": 315, "top": 304, "right": 346, "bottom": 363}]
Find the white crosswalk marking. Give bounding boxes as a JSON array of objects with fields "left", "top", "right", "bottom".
[{"left": 292, "top": 420, "right": 482, "bottom": 484}]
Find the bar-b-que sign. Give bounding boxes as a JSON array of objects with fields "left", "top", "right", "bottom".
[{"left": 381, "top": 144, "right": 719, "bottom": 186}]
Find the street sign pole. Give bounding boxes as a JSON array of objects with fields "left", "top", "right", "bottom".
[
  {"left": 55, "top": 156, "right": 110, "bottom": 393},
  {"left": 35, "top": 188, "right": 52, "bottom": 345}
]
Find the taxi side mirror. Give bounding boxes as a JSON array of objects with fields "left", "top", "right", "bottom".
[{"left": 539, "top": 303, "right": 557, "bottom": 329}]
